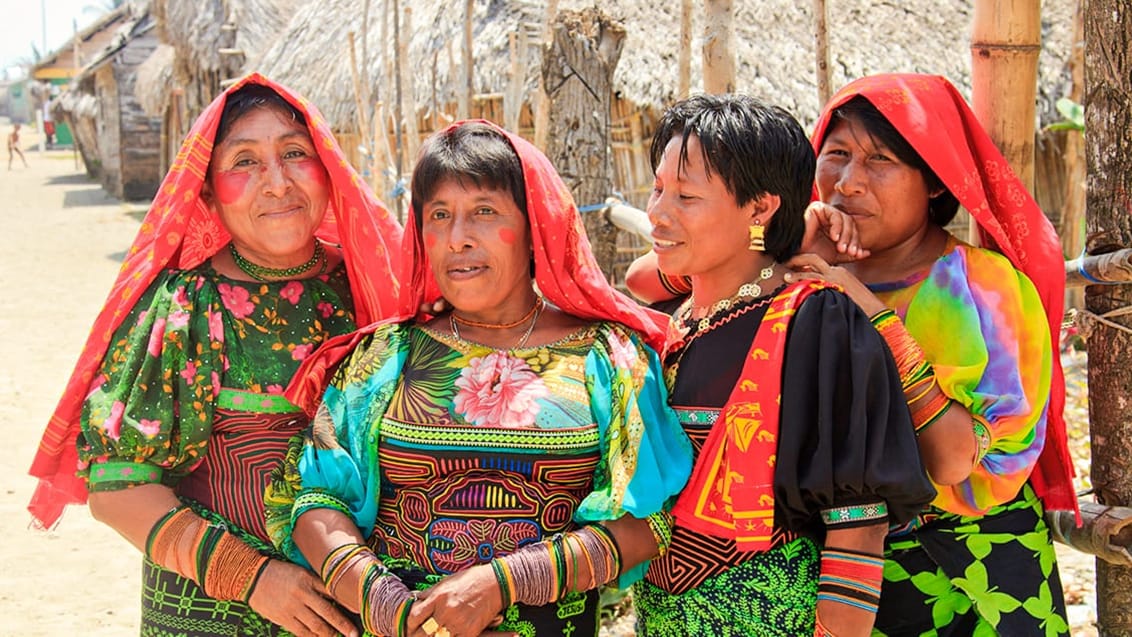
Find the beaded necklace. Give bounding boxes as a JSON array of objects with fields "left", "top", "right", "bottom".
[
  {"left": 452, "top": 297, "right": 545, "bottom": 330},
  {"left": 449, "top": 300, "right": 544, "bottom": 350},
  {"left": 229, "top": 241, "right": 326, "bottom": 281}
]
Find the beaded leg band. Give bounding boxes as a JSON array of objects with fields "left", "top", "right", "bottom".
[
  {"left": 816, "top": 547, "right": 884, "bottom": 614},
  {"left": 491, "top": 524, "right": 622, "bottom": 607},
  {"left": 145, "top": 505, "right": 270, "bottom": 602},
  {"left": 320, "top": 542, "right": 413, "bottom": 636}
]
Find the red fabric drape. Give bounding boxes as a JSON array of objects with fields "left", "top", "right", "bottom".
[
  {"left": 811, "top": 73, "right": 1076, "bottom": 514},
  {"left": 28, "top": 73, "right": 404, "bottom": 528},
  {"left": 287, "top": 120, "right": 668, "bottom": 416}
]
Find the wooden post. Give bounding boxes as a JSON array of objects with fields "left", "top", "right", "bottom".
[
  {"left": 813, "top": 0, "right": 832, "bottom": 106},
  {"left": 1085, "top": 0, "right": 1132, "bottom": 630},
  {"left": 678, "top": 0, "right": 692, "bottom": 99},
  {"left": 1061, "top": 1, "right": 1087, "bottom": 311},
  {"left": 970, "top": 0, "right": 1041, "bottom": 243},
  {"left": 460, "top": 0, "right": 474, "bottom": 120},
  {"left": 543, "top": 7, "right": 626, "bottom": 278},
  {"left": 703, "top": 0, "right": 736, "bottom": 94},
  {"left": 533, "top": 0, "right": 559, "bottom": 149}
]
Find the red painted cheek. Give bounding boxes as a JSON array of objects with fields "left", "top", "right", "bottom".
[
  {"left": 498, "top": 227, "right": 517, "bottom": 245},
  {"left": 290, "top": 158, "right": 329, "bottom": 187},
  {"left": 423, "top": 234, "right": 438, "bottom": 250},
  {"left": 211, "top": 171, "right": 251, "bottom": 205}
]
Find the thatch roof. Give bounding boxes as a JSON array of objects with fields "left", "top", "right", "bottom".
[
  {"left": 143, "top": 0, "right": 300, "bottom": 115},
  {"left": 136, "top": 43, "right": 176, "bottom": 115},
  {"left": 255, "top": 0, "right": 1076, "bottom": 132}
]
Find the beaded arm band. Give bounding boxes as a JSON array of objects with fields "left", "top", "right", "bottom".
[
  {"left": 816, "top": 547, "right": 885, "bottom": 614},
  {"left": 820, "top": 501, "right": 888, "bottom": 527},
  {"left": 145, "top": 505, "right": 270, "bottom": 602},
  {"left": 319, "top": 541, "right": 413, "bottom": 636},
  {"left": 491, "top": 524, "right": 622, "bottom": 608},
  {"left": 870, "top": 309, "right": 953, "bottom": 434}
]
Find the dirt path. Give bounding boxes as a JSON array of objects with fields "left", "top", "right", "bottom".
[
  {"left": 0, "top": 118, "right": 1100, "bottom": 636},
  {"left": 0, "top": 121, "right": 143, "bottom": 635}
]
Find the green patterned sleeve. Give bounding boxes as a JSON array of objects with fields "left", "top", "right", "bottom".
[{"left": 78, "top": 270, "right": 225, "bottom": 491}]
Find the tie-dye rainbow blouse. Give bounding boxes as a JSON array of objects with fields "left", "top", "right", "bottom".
[{"left": 869, "top": 235, "right": 1052, "bottom": 517}]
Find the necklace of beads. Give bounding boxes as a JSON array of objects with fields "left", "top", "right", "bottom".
[
  {"left": 229, "top": 241, "right": 326, "bottom": 281},
  {"left": 450, "top": 299, "right": 545, "bottom": 350},
  {"left": 452, "top": 297, "right": 545, "bottom": 330}
]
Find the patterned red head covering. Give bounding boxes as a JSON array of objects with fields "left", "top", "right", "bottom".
[
  {"left": 287, "top": 120, "right": 668, "bottom": 415},
  {"left": 811, "top": 73, "right": 1075, "bottom": 513},
  {"left": 28, "top": 73, "right": 404, "bottom": 528}
]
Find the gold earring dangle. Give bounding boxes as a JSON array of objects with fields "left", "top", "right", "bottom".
[{"left": 748, "top": 221, "right": 765, "bottom": 252}]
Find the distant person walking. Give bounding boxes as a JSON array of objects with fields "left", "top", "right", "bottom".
[{"left": 8, "top": 123, "right": 28, "bottom": 170}]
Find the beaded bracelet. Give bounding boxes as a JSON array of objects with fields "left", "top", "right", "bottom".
[
  {"left": 870, "top": 309, "right": 934, "bottom": 391},
  {"left": 972, "top": 417, "right": 992, "bottom": 464},
  {"left": 816, "top": 547, "right": 884, "bottom": 614},
  {"left": 910, "top": 385, "right": 952, "bottom": 434},
  {"left": 646, "top": 511, "right": 675, "bottom": 557}
]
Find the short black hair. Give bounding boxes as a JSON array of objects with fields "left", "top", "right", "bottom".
[
  {"left": 411, "top": 122, "right": 527, "bottom": 226},
  {"left": 214, "top": 83, "right": 307, "bottom": 147},
  {"left": 649, "top": 93, "right": 815, "bottom": 262},
  {"left": 825, "top": 96, "right": 960, "bottom": 226}
]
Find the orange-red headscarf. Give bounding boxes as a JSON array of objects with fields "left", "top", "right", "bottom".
[
  {"left": 288, "top": 120, "right": 668, "bottom": 415},
  {"left": 811, "top": 73, "right": 1076, "bottom": 514},
  {"left": 28, "top": 73, "right": 404, "bottom": 528}
]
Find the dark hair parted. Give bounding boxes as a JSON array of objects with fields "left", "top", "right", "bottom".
[
  {"left": 411, "top": 123, "right": 527, "bottom": 227},
  {"left": 214, "top": 83, "right": 307, "bottom": 147},
  {"left": 649, "top": 93, "right": 816, "bottom": 262},
  {"left": 825, "top": 96, "right": 960, "bottom": 227}
]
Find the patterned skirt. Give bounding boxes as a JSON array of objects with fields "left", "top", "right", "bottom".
[
  {"left": 633, "top": 536, "right": 820, "bottom": 636},
  {"left": 873, "top": 483, "right": 1069, "bottom": 636}
]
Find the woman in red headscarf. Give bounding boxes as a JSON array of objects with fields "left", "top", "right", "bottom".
[
  {"left": 264, "top": 121, "right": 693, "bottom": 637},
  {"left": 785, "top": 74, "right": 1074, "bottom": 635},
  {"left": 27, "top": 74, "right": 403, "bottom": 636}
]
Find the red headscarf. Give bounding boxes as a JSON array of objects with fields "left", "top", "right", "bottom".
[
  {"left": 28, "top": 73, "right": 404, "bottom": 528},
  {"left": 288, "top": 120, "right": 668, "bottom": 415},
  {"left": 811, "top": 73, "right": 1076, "bottom": 514}
]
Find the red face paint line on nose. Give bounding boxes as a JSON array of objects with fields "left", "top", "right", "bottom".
[
  {"left": 212, "top": 171, "right": 252, "bottom": 205},
  {"left": 498, "top": 227, "right": 517, "bottom": 245}
]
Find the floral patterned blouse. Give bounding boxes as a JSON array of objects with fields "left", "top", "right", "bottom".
[
  {"left": 266, "top": 320, "right": 693, "bottom": 589},
  {"left": 77, "top": 262, "right": 355, "bottom": 494}
]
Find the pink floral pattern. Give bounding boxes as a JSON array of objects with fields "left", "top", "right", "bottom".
[
  {"left": 453, "top": 351, "right": 548, "bottom": 428},
  {"left": 218, "top": 283, "right": 254, "bottom": 319},
  {"left": 280, "top": 281, "right": 304, "bottom": 305}
]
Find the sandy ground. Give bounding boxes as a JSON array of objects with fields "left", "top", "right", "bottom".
[{"left": 0, "top": 118, "right": 1100, "bottom": 636}]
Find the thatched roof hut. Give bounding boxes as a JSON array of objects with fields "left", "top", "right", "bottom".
[
  {"left": 256, "top": 0, "right": 1075, "bottom": 195},
  {"left": 55, "top": 5, "right": 163, "bottom": 200},
  {"left": 251, "top": 0, "right": 1078, "bottom": 280}
]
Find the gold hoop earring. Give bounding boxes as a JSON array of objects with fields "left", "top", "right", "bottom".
[{"left": 748, "top": 221, "right": 766, "bottom": 252}]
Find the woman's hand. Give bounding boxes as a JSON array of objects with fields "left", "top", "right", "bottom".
[
  {"left": 784, "top": 253, "right": 887, "bottom": 317},
  {"left": 801, "top": 202, "right": 870, "bottom": 265},
  {"left": 247, "top": 559, "right": 359, "bottom": 637},
  {"left": 406, "top": 564, "right": 510, "bottom": 637}
]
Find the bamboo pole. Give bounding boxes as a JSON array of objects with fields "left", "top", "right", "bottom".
[
  {"left": 678, "top": 0, "right": 692, "bottom": 99},
  {"left": 970, "top": 0, "right": 1041, "bottom": 243},
  {"left": 702, "top": 0, "right": 736, "bottom": 94},
  {"left": 400, "top": 6, "right": 419, "bottom": 166},
  {"left": 505, "top": 31, "right": 523, "bottom": 133},
  {"left": 813, "top": 0, "right": 832, "bottom": 106},
  {"left": 533, "top": 0, "right": 559, "bottom": 149},
  {"left": 360, "top": 0, "right": 371, "bottom": 108},
  {"left": 460, "top": 0, "right": 474, "bottom": 120},
  {"left": 391, "top": 0, "right": 404, "bottom": 221},
  {"left": 347, "top": 32, "right": 373, "bottom": 179}
]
